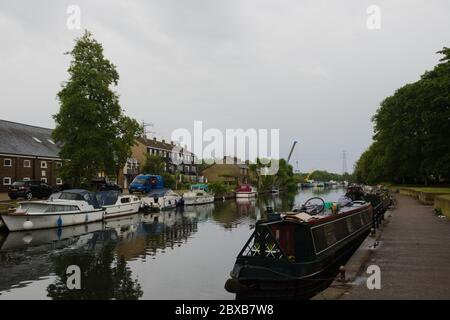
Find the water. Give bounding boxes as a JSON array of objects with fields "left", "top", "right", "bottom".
[{"left": 0, "top": 187, "right": 346, "bottom": 300}]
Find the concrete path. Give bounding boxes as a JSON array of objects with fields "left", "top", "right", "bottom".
[
  {"left": 341, "top": 194, "right": 450, "bottom": 300},
  {"left": 0, "top": 193, "right": 10, "bottom": 202}
]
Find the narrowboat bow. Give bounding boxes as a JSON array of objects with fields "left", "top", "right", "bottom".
[{"left": 225, "top": 197, "right": 373, "bottom": 299}]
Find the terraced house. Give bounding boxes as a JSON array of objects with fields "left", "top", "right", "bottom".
[{"left": 0, "top": 119, "right": 64, "bottom": 192}]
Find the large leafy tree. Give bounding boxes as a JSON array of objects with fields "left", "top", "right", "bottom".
[
  {"left": 355, "top": 47, "right": 450, "bottom": 185},
  {"left": 53, "top": 31, "right": 142, "bottom": 186}
]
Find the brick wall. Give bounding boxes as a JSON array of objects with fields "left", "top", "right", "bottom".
[{"left": 0, "top": 155, "right": 63, "bottom": 192}]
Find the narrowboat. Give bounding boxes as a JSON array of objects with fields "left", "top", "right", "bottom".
[
  {"left": 1, "top": 189, "right": 104, "bottom": 232},
  {"left": 225, "top": 197, "right": 373, "bottom": 299},
  {"left": 236, "top": 184, "right": 258, "bottom": 198}
]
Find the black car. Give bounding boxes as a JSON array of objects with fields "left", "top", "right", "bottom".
[
  {"left": 8, "top": 180, "right": 53, "bottom": 200},
  {"left": 90, "top": 178, "right": 123, "bottom": 193}
]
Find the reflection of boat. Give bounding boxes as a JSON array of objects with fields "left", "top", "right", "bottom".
[
  {"left": 225, "top": 197, "right": 373, "bottom": 299},
  {"left": 236, "top": 184, "right": 258, "bottom": 198},
  {"left": 270, "top": 186, "right": 279, "bottom": 194},
  {"left": 141, "top": 188, "right": 181, "bottom": 212},
  {"left": 183, "top": 184, "right": 215, "bottom": 206},
  {"left": 1, "top": 189, "right": 104, "bottom": 232},
  {"left": 0, "top": 221, "right": 104, "bottom": 251},
  {"left": 96, "top": 191, "right": 141, "bottom": 219}
]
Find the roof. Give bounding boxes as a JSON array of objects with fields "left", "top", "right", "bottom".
[
  {"left": 137, "top": 136, "right": 194, "bottom": 156},
  {"left": 0, "top": 119, "right": 61, "bottom": 158}
]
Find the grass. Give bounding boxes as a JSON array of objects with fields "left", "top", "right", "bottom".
[
  {"left": 394, "top": 186, "right": 450, "bottom": 194},
  {"left": 436, "top": 194, "right": 450, "bottom": 201}
]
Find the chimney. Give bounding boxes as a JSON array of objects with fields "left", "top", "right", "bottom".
[{"left": 162, "top": 139, "right": 165, "bottom": 143}]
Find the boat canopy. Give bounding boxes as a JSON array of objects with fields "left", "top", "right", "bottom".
[
  {"left": 146, "top": 188, "right": 176, "bottom": 198},
  {"left": 50, "top": 189, "right": 101, "bottom": 209},
  {"left": 237, "top": 184, "right": 253, "bottom": 192},
  {"left": 190, "top": 184, "right": 209, "bottom": 191},
  {"left": 95, "top": 190, "right": 120, "bottom": 206}
]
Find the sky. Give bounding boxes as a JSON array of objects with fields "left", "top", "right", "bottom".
[{"left": 0, "top": 0, "right": 449, "bottom": 173}]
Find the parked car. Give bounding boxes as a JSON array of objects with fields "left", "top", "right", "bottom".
[
  {"left": 90, "top": 178, "right": 123, "bottom": 193},
  {"left": 8, "top": 180, "right": 53, "bottom": 200},
  {"left": 99, "top": 181, "right": 123, "bottom": 193}
]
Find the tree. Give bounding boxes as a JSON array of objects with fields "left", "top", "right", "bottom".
[
  {"left": 354, "top": 47, "right": 450, "bottom": 185},
  {"left": 53, "top": 30, "right": 142, "bottom": 187},
  {"left": 142, "top": 154, "right": 166, "bottom": 175}
]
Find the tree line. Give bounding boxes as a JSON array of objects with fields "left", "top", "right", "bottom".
[{"left": 354, "top": 47, "right": 450, "bottom": 185}]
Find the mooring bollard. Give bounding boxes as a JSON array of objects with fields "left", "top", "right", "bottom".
[
  {"left": 339, "top": 265, "right": 346, "bottom": 282},
  {"left": 370, "top": 227, "right": 376, "bottom": 237}
]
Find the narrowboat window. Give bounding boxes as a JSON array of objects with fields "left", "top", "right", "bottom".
[
  {"left": 346, "top": 217, "right": 354, "bottom": 233},
  {"left": 323, "top": 224, "right": 337, "bottom": 246}
]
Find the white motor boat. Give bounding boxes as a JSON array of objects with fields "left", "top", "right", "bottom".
[
  {"left": 235, "top": 184, "right": 258, "bottom": 198},
  {"left": 1, "top": 189, "right": 104, "bottom": 232},
  {"left": 141, "top": 188, "right": 182, "bottom": 212},
  {"left": 96, "top": 191, "right": 141, "bottom": 219},
  {"left": 182, "top": 184, "right": 215, "bottom": 206}
]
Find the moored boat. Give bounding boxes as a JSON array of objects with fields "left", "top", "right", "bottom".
[
  {"left": 270, "top": 186, "right": 279, "bottom": 194},
  {"left": 225, "top": 196, "right": 373, "bottom": 299},
  {"left": 182, "top": 184, "right": 215, "bottom": 206},
  {"left": 96, "top": 191, "right": 141, "bottom": 219},
  {"left": 0, "top": 189, "right": 104, "bottom": 232},
  {"left": 236, "top": 184, "right": 258, "bottom": 198},
  {"left": 141, "top": 188, "right": 182, "bottom": 212}
]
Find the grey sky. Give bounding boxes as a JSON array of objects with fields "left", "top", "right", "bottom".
[{"left": 0, "top": 0, "right": 448, "bottom": 173}]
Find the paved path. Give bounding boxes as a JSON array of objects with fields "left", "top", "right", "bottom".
[
  {"left": 0, "top": 193, "right": 10, "bottom": 202},
  {"left": 341, "top": 194, "right": 450, "bottom": 300}
]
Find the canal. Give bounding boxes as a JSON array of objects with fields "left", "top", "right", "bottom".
[{"left": 0, "top": 187, "right": 347, "bottom": 300}]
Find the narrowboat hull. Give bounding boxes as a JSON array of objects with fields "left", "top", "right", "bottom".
[
  {"left": 1, "top": 210, "right": 104, "bottom": 232},
  {"left": 225, "top": 202, "right": 374, "bottom": 299},
  {"left": 227, "top": 225, "right": 370, "bottom": 299}
]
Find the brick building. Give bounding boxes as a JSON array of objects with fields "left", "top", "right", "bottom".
[
  {"left": 118, "top": 137, "right": 200, "bottom": 189},
  {"left": 0, "top": 119, "right": 63, "bottom": 192},
  {"left": 201, "top": 157, "right": 250, "bottom": 186}
]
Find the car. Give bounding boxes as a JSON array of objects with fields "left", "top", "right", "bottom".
[
  {"left": 8, "top": 180, "right": 53, "bottom": 200},
  {"left": 129, "top": 174, "right": 164, "bottom": 194},
  {"left": 99, "top": 181, "right": 123, "bottom": 193},
  {"left": 90, "top": 178, "right": 123, "bottom": 193}
]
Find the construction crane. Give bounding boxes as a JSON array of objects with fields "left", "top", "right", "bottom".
[{"left": 287, "top": 140, "right": 298, "bottom": 164}]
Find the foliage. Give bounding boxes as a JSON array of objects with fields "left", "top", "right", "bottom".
[
  {"left": 142, "top": 154, "right": 166, "bottom": 175},
  {"left": 208, "top": 181, "right": 233, "bottom": 196},
  {"left": 249, "top": 158, "right": 297, "bottom": 191},
  {"left": 354, "top": 47, "right": 450, "bottom": 185},
  {"left": 53, "top": 30, "right": 142, "bottom": 187}
]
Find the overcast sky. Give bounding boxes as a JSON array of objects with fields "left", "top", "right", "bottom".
[{"left": 0, "top": 0, "right": 448, "bottom": 173}]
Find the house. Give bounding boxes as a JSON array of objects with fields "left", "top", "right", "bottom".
[
  {"left": 0, "top": 119, "right": 64, "bottom": 192},
  {"left": 118, "top": 137, "right": 200, "bottom": 189},
  {"left": 201, "top": 157, "right": 250, "bottom": 186}
]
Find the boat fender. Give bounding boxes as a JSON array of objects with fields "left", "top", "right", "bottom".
[
  {"left": 224, "top": 278, "right": 249, "bottom": 294},
  {"left": 23, "top": 220, "right": 33, "bottom": 230},
  {"left": 22, "top": 234, "right": 33, "bottom": 244}
]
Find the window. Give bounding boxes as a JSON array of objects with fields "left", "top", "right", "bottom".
[
  {"left": 120, "top": 197, "right": 131, "bottom": 204},
  {"left": 41, "top": 170, "right": 46, "bottom": 177},
  {"left": 3, "top": 159, "right": 12, "bottom": 167},
  {"left": 56, "top": 162, "right": 62, "bottom": 168},
  {"left": 3, "top": 177, "right": 11, "bottom": 185},
  {"left": 41, "top": 161, "right": 47, "bottom": 168},
  {"left": 32, "top": 137, "right": 42, "bottom": 143},
  {"left": 56, "top": 178, "right": 63, "bottom": 185},
  {"left": 41, "top": 178, "right": 47, "bottom": 183},
  {"left": 23, "top": 159, "right": 31, "bottom": 168},
  {"left": 23, "top": 177, "right": 30, "bottom": 181}
]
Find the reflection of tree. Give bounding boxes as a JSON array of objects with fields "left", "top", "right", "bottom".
[
  {"left": 142, "top": 215, "right": 198, "bottom": 254},
  {"left": 46, "top": 242, "right": 143, "bottom": 300}
]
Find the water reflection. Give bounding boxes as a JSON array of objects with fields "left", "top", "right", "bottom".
[{"left": 0, "top": 188, "right": 347, "bottom": 299}]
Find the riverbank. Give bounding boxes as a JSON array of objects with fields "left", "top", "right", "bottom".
[
  {"left": 314, "top": 194, "right": 450, "bottom": 299},
  {"left": 392, "top": 186, "right": 450, "bottom": 218}
]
